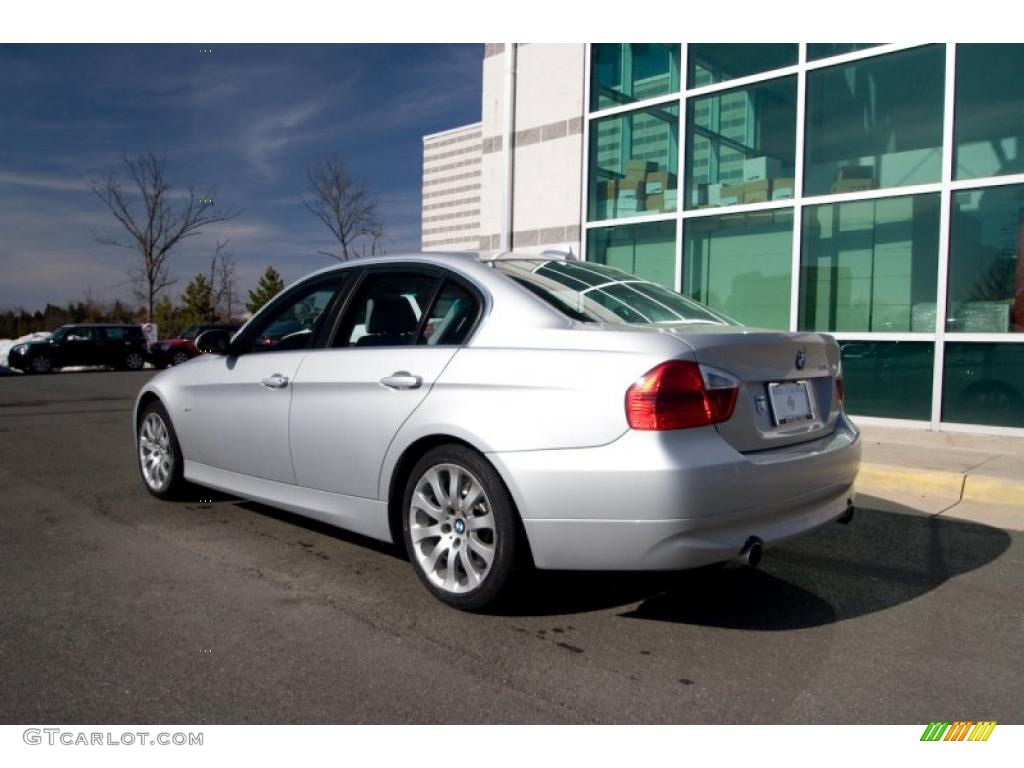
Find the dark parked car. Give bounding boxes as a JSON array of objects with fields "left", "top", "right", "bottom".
[
  {"left": 148, "top": 324, "right": 240, "bottom": 368},
  {"left": 7, "top": 324, "right": 148, "bottom": 374}
]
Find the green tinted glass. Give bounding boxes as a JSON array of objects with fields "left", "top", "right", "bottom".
[
  {"left": 685, "top": 77, "right": 796, "bottom": 210},
  {"left": 806, "top": 44, "right": 880, "bottom": 61},
  {"left": 942, "top": 342, "right": 1024, "bottom": 427},
  {"left": 687, "top": 44, "right": 797, "bottom": 87},
  {"left": 587, "top": 220, "right": 677, "bottom": 288},
  {"left": 954, "top": 44, "right": 1024, "bottom": 180},
  {"left": 591, "top": 44, "right": 681, "bottom": 111},
  {"left": 682, "top": 209, "right": 793, "bottom": 329},
  {"left": 947, "top": 184, "right": 1024, "bottom": 333},
  {"left": 799, "top": 194, "right": 940, "bottom": 332},
  {"left": 588, "top": 104, "right": 679, "bottom": 221},
  {"left": 839, "top": 341, "right": 934, "bottom": 419},
  {"left": 804, "top": 46, "right": 945, "bottom": 196}
]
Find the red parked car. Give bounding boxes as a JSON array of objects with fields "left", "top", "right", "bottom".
[{"left": 147, "top": 324, "right": 240, "bottom": 368}]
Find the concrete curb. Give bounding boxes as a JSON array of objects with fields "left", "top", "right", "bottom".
[
  {"left": 857, "top": 462, "right": 1024, "bottom": 507},
  {"left": 857, "top": 463, "right": 964, "bottom": 498},
  {"left": 963, "top": 475, "right": 1024, "bottom": 507}
]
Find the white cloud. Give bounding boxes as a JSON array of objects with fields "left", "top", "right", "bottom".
[
  {"left": 243, "top": 99, "right": 327, "bottom": 179},
  {"left": 0, "top": 171, "right": 91, "bottom": 193}
]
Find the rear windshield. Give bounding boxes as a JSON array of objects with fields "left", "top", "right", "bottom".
[{"left": 494, "top": 259, "right": 735, "bottom": 326}]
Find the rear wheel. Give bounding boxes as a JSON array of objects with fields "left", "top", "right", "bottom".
[
  {"left": 29, "top": 355, "right": 53, "bottom": 374},
  {"left": 137, "top": 401, "right": 186, "bottom": 499},
  {"left": 402, "top": 445, "right": 522, "bottom": 611},
  {"left": 125, "top": 352, "right": 146, "bottom": 370}
]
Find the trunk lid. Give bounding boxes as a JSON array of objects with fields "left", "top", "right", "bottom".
[{"left": 659, "top": 325, "right": 842, "bottom": 452}]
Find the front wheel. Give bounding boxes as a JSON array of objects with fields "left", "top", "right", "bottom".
[
  {"left": 402, "top": 445, "right": 523, "bottom": 611},
  {"left": 137, "top": 402, "right": 186, "bottom": 499},
  {"left": 28, "top": 355, "right": 54, "bottom": 374},
  {"left": 170, "top": 351, "right": 190, "bottom": 366}
]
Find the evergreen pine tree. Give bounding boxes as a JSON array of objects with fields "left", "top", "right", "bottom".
[
  {"left": 181, "top": 273, "right": 215, "bottom": 325},
  {"left": 247, "top": 266, "right": 285, "bottom": 313}
]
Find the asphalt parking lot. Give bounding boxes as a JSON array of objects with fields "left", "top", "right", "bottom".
[{"left": 0, "top": 370, "right": 1020, "bottom": 724}]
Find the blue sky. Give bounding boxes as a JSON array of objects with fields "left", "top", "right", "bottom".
[{"left": 0, "top": 44, "right": 483, "bottom": 311}]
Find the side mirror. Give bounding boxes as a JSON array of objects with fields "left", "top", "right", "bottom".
[{"left": 195, "top": 329, "right": 233, "bottom": 355}]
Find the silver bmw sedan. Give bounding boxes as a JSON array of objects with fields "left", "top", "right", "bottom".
[{"left": 134, "top": 252, "right": 860, "bottom": 610}]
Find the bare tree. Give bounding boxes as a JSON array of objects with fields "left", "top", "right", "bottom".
[
  {"left": 208, "top": 239, "right": 239, "bottom": 322},
  {"left": 303, "top": 157, "right": 385, "bottom": 261},
  {"left": 90, "top": 152, "right": 238, "bottom": 321}
]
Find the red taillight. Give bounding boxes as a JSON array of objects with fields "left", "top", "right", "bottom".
[
  {"left": 835, "top": 376, "right": 845, "bottom": 408},
  {"left": 625, "top": 360, "right": 738, "bottom": 431}
]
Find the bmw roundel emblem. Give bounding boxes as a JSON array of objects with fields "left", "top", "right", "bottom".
[
  {"left": 454, "top": 519, "right": 466, "bottom": 535},
  {"left": 795, "top": 349, "right": 806, "bottom": 370}
]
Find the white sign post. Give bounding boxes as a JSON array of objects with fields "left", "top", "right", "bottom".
[{"left": 142, "top": 323, "right": 158, "bottom": 349}]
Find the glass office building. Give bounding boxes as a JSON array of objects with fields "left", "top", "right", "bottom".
[{"left": 583, "top": 43, "right": 1024, "bottom": 431}]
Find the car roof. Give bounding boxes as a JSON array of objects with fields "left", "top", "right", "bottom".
[{"left": 60, "top": 323, "right": 140, "bottom": 328}]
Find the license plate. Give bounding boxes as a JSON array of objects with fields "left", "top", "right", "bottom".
[{"left": 768, "top": 381, "right": 813, "bottom": 425}]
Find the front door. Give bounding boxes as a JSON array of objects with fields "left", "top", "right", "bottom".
[
  {"left": 188, "top": 274, "right": 347, "bottom": 483},
  {"left": 62, "top": 326, "right": 101, "bottom": 366}
]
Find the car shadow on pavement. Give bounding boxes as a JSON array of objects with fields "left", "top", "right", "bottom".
[
  {"left": 499, "top": 505, "right": 1011, "bottom": 627},
  {"left": 620, "top": 505, "right": 1012, "bottom": 630}
]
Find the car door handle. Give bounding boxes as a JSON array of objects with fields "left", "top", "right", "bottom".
[
  {"left": 260, "top": 374, "right": 289, "bottom": 389},
  {"left": 379, "top": 371, "right": 422, "bottom": 390}
]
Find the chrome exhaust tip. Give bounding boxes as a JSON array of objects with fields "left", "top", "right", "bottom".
[
  {"left": 837, "top": 499, "right": 855, "bottom": 525},
  {"left": 737, "top": 536, "right": 763, "bottom": 568}
]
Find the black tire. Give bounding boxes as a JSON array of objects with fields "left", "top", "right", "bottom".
[
  {"left": 136, "top": 400, "right": 187, "bottom": 499},
  {"left": 402, "top": 444, "right": 523, "bottom": 611},
  {"left": 125, "top": 351, "right": 146, "bottom": 371},
  {"left": 28, "top": 355, "right": 54, "bottom": 374}
]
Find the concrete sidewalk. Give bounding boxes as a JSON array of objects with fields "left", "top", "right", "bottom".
[{"left": 854, "top": 423, "right": 1024, "bottom": 532}]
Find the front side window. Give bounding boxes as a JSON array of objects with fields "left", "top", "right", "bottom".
[
  {"left": 495, "top": 259, "right": 732, "bottom": 326},
  {"left": 333, "top": 271, "right": 439, "bottom": 348},
  {"left": 245, "top": 276, "right": 345, "bottom": 353},
  {"left": 65, "top": 327, "right": 100, "bottom": 341}
]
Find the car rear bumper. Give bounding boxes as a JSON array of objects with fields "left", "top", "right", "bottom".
[{"left": 489, "top": 415, "right": 860, "bottom": 570}]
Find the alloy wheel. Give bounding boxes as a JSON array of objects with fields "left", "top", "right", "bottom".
[
  {"left": 126, "top": 353, "right": 145, "bottom": 370},
  {"left": 30, "top": 356, "right": 52, "bottom": 373},
  {"left": 171, "top": 351, "right": 189, "bottom": 366},
  {"left": 407, "top": 463, "right": 497, "bottom": 595},
  {"left": 138, "top": 412, "right": 174, "bottom": 492}
]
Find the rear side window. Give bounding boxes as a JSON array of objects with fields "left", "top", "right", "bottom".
[
  {"left": 105, "top": 326, "right": 142, "bottom": 340},
  {"left": 332, "top": 271, "right": 439, "bottom": 348},
  {"left": 418, "top": 280, "right": 479, "bottom": 346}
]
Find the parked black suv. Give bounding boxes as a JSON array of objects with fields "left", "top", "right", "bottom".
[{"left": 6, "top": 324, "right": 149, "bottom": 374}]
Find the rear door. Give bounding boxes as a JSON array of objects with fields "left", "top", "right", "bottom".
[
  {"left": 102, "top": 326, "right": 132, "bottom": 366},
  {"left": 289, "top": 267, "right": 481, "bottom": 499}
]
